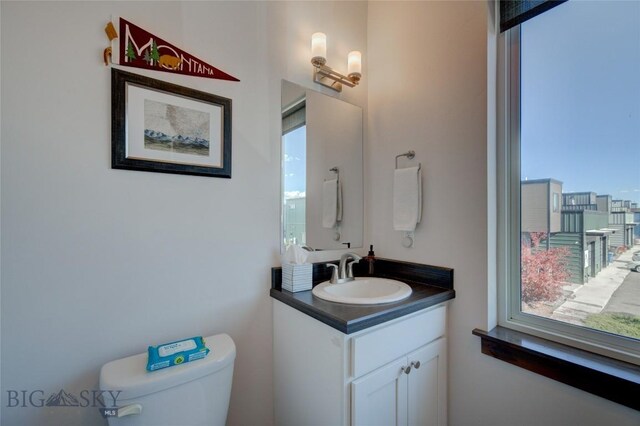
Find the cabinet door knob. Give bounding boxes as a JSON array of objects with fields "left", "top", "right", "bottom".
[
  {"left": 401, "top": 365, "right": 412, "bottom": 375},
  {"left": 411, "top": 361, "right": 421, "bottom": 369}
]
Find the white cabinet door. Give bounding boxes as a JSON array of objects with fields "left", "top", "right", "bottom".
[
  {"left": 407, "top": 338, "right": 447, "bottom": 426},
  {"left": 352, "top": 357, "right": 409, "bottom": 426}
]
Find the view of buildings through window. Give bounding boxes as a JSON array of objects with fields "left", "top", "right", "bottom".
[
  {"left": 283, "top": 125, "right": 307, "bottom": 246},
  {"left": 519, "top": 1, "right": 640, "bottom": 340}
]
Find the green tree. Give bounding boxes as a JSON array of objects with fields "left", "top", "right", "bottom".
[
  {"left": 126, "top": 41, "right": 136, "bottom": 62},
  {"left": 150, "top": 40, "right": 160, "bottom": 64},
  {"left": 143, "top": 49, "right": 151, "bottom": 64}
]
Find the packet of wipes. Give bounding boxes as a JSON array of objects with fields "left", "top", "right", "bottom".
[{"left": 146, "top": 336, "right": 210, "bottom": 371}]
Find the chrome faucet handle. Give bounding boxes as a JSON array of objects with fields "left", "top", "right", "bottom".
[{"left": 325, "top": 264, "right": 339, "bottom": 284}]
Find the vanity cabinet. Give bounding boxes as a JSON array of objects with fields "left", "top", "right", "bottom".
[
  {"left": 352, "top": 338, "right": 446, "bottom": 426},
  {"left": 273, "top": 300, "right": 448, "bottom": 426}
]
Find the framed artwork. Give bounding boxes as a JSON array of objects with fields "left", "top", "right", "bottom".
[{"left": 111, "top": 68, "right": 232, "bottom": 178}]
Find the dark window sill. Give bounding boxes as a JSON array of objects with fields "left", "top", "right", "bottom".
[{"left": 472, "top": 326, "right": 640, "bottom": 411}]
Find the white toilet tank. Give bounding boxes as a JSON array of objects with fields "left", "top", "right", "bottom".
[{"left": 100, "top": 333, "right": 235, "bottom": 426}]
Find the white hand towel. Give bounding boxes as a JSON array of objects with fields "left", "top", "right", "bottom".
[
  {"left": 393, "top": 166, "right": 422, "bottom": 232},
  {"left": 323, "top": 179, "right": 338, "bottom": 228}
]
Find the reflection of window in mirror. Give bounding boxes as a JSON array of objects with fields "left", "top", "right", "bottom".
[{"left": 282, "top": 100, "right": 306, "bottom": 247}]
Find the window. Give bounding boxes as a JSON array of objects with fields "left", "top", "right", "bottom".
[{"left": 500, "top": 1, "right": 640, "bottom": 363}]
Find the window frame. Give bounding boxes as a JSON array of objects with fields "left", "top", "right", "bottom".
[{"left": 497, "top": 26, "right": 640, "bottom": 365}]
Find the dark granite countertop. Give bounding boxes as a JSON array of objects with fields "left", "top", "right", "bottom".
[{"left": 270, "top": 258, "right": 455, "bottom": 334}]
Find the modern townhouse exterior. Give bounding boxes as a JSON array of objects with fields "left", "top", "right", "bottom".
[
  {"left": 557, "top": 190, "right": 613, "bottom": 284},
  {"left": 562, "top": 191, "right": 597, "bottom": 209},
  {"left": 561, "top": 192, "right": 640, "bottom": 279},
  {"left": 521, "top": 183, "right": 616, "bottom": 285},
  {"left": 521, "top": 179, "right": 563, "bottom": 243},
  {"left": 522, "top": 181, "right": 597, "bottom": 283},
  {"left": 608, "top": 204, "right": 637, "bottom": 248},
  {"left": 550, "top": 209, "right": 611, "bottom": 284},
  {"left": 596, "top": 194, "right": 612, "bottom": 214}
]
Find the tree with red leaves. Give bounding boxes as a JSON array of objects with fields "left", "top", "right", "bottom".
[{"left": 521, "top": 232, "right": 571, "bottom": 304}]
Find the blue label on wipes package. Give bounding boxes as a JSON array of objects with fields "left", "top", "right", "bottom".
[
  {"left": 149, "top": 360, "right": 170, "bottom": 371},
  {"left": 188, "top": 351, "right": 207, "bottom": 362}
]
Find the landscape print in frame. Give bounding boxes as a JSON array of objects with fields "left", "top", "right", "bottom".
[{"left": 112, "top": 69, "right": 232, "bottom": 178}]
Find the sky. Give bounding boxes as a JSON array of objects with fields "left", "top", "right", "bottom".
[{"left": 521, "top": 0, "right": 640, "bottom": 204}]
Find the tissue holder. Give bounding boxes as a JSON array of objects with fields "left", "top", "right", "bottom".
[{"left": 282, "top": 263, "right": 312, "bottom": 292}]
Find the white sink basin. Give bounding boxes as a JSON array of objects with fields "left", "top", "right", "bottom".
[{"left": 312, "top": 277, "right": 412, "bottom": 305}]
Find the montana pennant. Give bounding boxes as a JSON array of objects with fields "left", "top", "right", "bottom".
[{"left": 118, "top": 18, "right": 239, "bottom": 82}]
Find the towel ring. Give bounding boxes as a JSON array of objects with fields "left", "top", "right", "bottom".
[
  {"left": 395, "top": 150, "right": 421, "bottom": 171},
  {"left": 329, "top": 166, "right": 340, "bottom": 182}
]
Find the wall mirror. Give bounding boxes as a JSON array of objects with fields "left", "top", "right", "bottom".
[{"left": 281, "top": 80, "right": 363, "bottom": 251}]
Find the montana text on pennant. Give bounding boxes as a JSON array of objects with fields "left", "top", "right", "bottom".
[{"left": 119, "top": 18, "right": 239, "bottom": 82}]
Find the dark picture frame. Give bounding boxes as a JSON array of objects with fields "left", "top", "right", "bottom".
[{"left": 111, "top": 68, "right": 232, "bottom": 178}]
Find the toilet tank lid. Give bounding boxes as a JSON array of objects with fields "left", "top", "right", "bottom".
[{"left": 99, "top": 333, "right": 235, "bottom": 400}]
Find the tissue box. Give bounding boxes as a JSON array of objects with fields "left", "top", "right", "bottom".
[{"left": 282, "top": 263, "right": 312, "bottom": 292}]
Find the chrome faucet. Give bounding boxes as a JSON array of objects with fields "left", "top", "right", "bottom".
[{"left": 326, "top": 252, "right": 362, "bottom": 284}]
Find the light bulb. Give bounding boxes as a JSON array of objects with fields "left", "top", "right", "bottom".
[
  {"left": 311, "top": 32, "right": 327, "bottom": 66},
  {"left": 347, "top": 51, "right": 362, "bottom": 82}
]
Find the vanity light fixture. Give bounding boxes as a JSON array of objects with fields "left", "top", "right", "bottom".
[{"left": 310, "top": 32, "right": 362, "bottom": 92}]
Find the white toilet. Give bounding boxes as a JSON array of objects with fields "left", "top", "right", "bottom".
[{"left": 99, "top": 333, "right": 235, "bottom": 426}]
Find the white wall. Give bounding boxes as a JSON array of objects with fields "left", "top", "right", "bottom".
[
  {"left": 367, "top": 2, "right": 639, "bottom": 425},
  {"left": 0, "top": 1, "right": 367, "bottom": 425}
]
